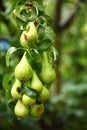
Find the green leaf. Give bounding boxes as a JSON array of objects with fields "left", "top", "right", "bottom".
[
  {"left": 22, "top": 85, "right": 38, "bottom": 98},
  {"left": 8, "top": 99, "right": 17, "bottom": 112},
  {"left": 26, "top": 50, "right": 42, "bottom": 71},
  {"left": 3, "top": 74, "right": 13, "bottom": 90},
  {"left": 45, "top": 26, "right": 56, "bottom": 43},
  {"left": 49, "top": 46, "right": 58, "bottom": 61},
  {"left": 33, "top": 1, "right": 44, "bottom": 13},
  {"left": 6, "top": 47, "right": 17, "bottom": 67},
  {"left": 3, "top": 74, "right": 14, "bottom": 102},
  {"left": 15, "top": 6, "right": 27, "bottom": 22},
  {"left": 38, "top": 39, "right": 52, "bottom": 51}
]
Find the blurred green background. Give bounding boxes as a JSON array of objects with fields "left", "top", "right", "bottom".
[{"left": 0, "top": 0, "right": 87, "bottom": 129}]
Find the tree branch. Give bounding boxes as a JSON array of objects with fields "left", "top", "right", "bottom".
[
  {"left": 53, "top": 0, "right": 64, "bottom": 33},
  {"left": 59, "top": 2, "right": 80, "bottom": 31}
]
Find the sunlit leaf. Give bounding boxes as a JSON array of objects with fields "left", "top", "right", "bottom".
[{"left": 6, "top": 47, "right": 17, "bottom": 67}]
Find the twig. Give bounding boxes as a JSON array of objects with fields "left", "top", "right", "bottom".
[
  {"left": 59, "top": 2, "right": 80, "bottom": 31},
  {"left": 53, "top": 0, "right": 64, "bottom": 33}
]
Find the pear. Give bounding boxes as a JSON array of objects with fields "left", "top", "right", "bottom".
[
  {"left": 40, "top": 51, "right": 56, "bottom": 84},
  {"left": 37, "top": 87, "right": 50, "bottom": 102},
  {"left": 30, "top": 104, "right": 44, "bottom": 118},
  {"left": 30, "top": 71, "right": 43, "bottom": 93},
  {"left": 14, "top": 100, "right": 29, "bottom": 118},
  {"left": 22, "top": 94, "right": 36, "bottom": 106},
  {"left": 26, "top": 22, "right": 37, "bottom": 41},
  {"left": 14, "top": 52, "right": 33, "bottom": 82},
  {"left": 11, "top": 79, "right": 22, "bottom": 99},
  {"left": 20, "top": 31, "right": 28, "bottom": 48}
]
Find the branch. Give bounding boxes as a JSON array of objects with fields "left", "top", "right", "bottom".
[
  {"left": 53, "top": 0, "right": 64, "bottom": 33},
  {"left": 59, "top": 2, "right": 80, "bottom": 31}
]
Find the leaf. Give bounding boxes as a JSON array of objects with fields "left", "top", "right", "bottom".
[
  {"left": 26, "top": 50, "right": 42, "bottom": 71},
  {"left": 3, "top": 74, "right": 14, "bottom": 102},
  {"left": 3, "top": 74, "right": 13, "bottom": 90},
  {"left": 8, "top": 99, "right": 17, "bottom": 112},
  {"left": 33, "top": 1, "right": 44, "bottom": 12},
  {"left": 38, "top": 39, "right": 52, "bottom": 51},
  {"left": 49, "top": 46, "right": 58, "bottom": 61},
  {"left": 22, "top": 85, "right": 38, "bottom": 98},
  {"left": 15, "top": 6, "right": 27, "bottom": 22},
  {"left": 45, "top": 26, "right": 56, "bottom": 43},
  {"left": 6, "top": 47, "right": 17, "bottom": 67}
]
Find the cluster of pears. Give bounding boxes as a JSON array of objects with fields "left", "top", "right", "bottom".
[{"left": 11, "top": 22, "right": 56, "bottom": 118}]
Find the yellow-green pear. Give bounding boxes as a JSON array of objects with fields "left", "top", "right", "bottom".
[
  {"left": 26, "top": 22, "right": 37, "bottom": 41},
  {"left": 37, "top": 87, "right": 50, "bottom": 102},
  {"left": 11, "top": 79, "right": 22, "bottom": 99},
  {"left": 14, "top": 100, "right": 29, "bottom": 118},
  {"left": 30, "top": 104, "right": 44, "bottom": 118},
  {"left": 40, "top": 51, "right": 56, "bottom": 84},
  {"left": 14, "top": 52, "right": 33, "bottom": 82},
  {"left": 20, "top": 31, "right": 28, "bottom": 48},
  {"left": 22, "top": 94, "right": 36, "bottom": 106},
  {"left": 30, "top": 71, "right": 43, "bottom": 93}
]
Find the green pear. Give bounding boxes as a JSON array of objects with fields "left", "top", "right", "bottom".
[
  {"left": 22, "top": 94, "right": 36, "bottom": 106},
  {"left": 30, "top": 71, "right": 43, "bottom": 93},
  {"left": 14, "top": 52, "right": 33, "bottom": 82},
  {"left": 20, "top": 31, "right": 28, "bottom": 48},
  {"left": 26, "top": 22, "right": 37, "bottom": 41},
  {"left": 14, "top": 100, "right": 29, "bottom": 118},
  {"left": 37, "top": 87, "right": 50, "bottom": 102},
  {"left": 30, "top": 104, "right": 44, "bottom": 118},
  {"left": 11, "top": 79, "right": 22, "bottom": 99},
  {"left": 40, "top": 51, "right": 56, "bottom": 84}
]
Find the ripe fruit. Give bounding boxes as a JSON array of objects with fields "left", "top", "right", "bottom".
[
  {"left": 14, "top": 52, "right": 33, "bottom": 81},
  {"left": 11, "top": 79, "right": 22, "bottom": 99},
  {"left": 30, "top": 71, "right": 43, "bottom": 93},
  {"left": 26, "top": 22, "right": 37, "bottom": 41},
  {"left": 40, "top": 51, "right": 56, "bottom": 84},
  {"left": 14, "top": 100, "right": 29, "bottom": 118},
  {"left": 22, "top": 94, "right": 36, "bottom": 106},
  {"left": 37, "top": 87, "right": 50, "bottom": 102},
  {"left": 30, "top": 104, "right": 44, "bottom": 118},
  {"left": 20, "top": 31, "right": 28, "bottom": 48}
]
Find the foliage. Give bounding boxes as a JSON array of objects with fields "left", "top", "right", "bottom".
[
  {"left": 0, "top": 0, "right": 87, "bottom": 129},
  {"left": 2, "top": 0, "right": 58, "bottom": 119}
]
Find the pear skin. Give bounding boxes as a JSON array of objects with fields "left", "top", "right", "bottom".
[
  {"left": 40, "top": 51, "right": 56, "bottom": 84},
  {"left": 30, "top": 104, "right": 44, "bottom": 118},
  {"left": 14, "top": 52, "right": 33, "bottom": 82},
  {"left": 37, "top": 87, "right": 50, "bottom": 102},
  {"left": 30, "top": 71, "right": 43, "bottom": 93},
  {"left": 22, "top": 94, "right": 36, "bottom": 106},
  {"left": 27, "top": 22, "right": 37, "bottom": 41},
  {"left": 11, "top": 79, "right": 22, "bottom": 99},
  {"left": 20, "top": 31, "right": 28, "bottom": 48},
  {"left": 14, "top": 100, "right": 29, "bottom": 118}
]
